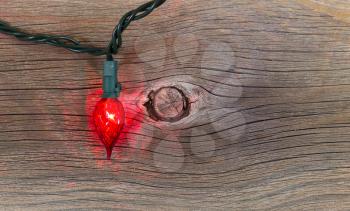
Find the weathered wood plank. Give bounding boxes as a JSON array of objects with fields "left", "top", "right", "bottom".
[{"left": 1, "top": 0, "right": 350, "bottom": 210}]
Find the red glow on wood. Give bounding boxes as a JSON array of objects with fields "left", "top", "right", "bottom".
[{"left": 85, "top": 88, "right": 147, "bottom": 163}]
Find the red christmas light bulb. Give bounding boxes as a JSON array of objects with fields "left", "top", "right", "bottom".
[
  {"left": 93, "top": 98, "right": 125, "bottom": 160},
  {"left": 93, "top": 59, "right": 124, "bottom": 159}
]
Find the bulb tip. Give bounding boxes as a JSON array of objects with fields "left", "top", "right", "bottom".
[{"left": 106, "top": 147, "right": 113, "bottom": 160}]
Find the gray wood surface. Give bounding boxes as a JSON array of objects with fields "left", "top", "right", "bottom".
[{"left": 1, "top": 0, "right": 350, "bottom": 210}]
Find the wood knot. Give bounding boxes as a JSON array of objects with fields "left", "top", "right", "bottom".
[{"left": 144, "top": 86, "right": 190, "bottom": 122}]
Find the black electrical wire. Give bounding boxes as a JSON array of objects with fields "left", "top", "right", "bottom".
[{"left": 0, "top": 0, "right": 167, "bottom": 59}]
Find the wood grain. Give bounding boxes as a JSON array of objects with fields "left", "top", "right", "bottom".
[{"left": 1, "top": 0, "right": 350, "bottom": 210}]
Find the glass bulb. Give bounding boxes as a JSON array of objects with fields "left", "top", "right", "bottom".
[{"left": 93, "top": 98, "right": 125, "bottom": 159}]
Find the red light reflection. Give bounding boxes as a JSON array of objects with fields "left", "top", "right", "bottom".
[{"left": 86, "top": 87, "right": 146, "bottom": 162}]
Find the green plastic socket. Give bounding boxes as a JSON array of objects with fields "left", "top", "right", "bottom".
[{"left": 102, "top": 60, "right": 121, "bottom": 98}]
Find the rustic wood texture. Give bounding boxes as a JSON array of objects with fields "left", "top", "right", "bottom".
[{"left": 1, "top": 0, "right": 350, "bottom": 210}]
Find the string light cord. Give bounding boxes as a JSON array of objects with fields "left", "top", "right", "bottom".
[{"left": 0, "top": 0, "right": 167, "bottom": 59}]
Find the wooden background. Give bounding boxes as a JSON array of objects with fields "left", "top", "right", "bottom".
[{"left": 1, "top": 0, "right": 350, "bottom": 210}]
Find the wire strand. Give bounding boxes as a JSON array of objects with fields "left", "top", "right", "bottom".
[{"left": 0, "top": 0, "right": 167, "bottom": 58}]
